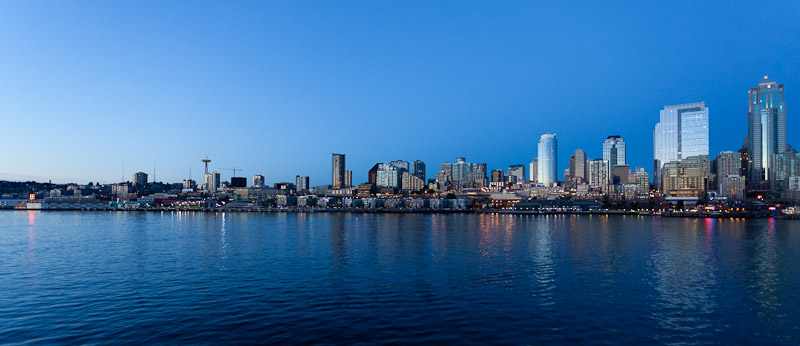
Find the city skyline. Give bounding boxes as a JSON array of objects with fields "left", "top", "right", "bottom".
[{"left": 1, "top": 2, "right": 798, "bottom": 185}]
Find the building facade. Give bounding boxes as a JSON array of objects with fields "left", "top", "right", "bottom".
[
  {"left": 603, "top": 136, "right": 626, "bottom": 167},
  {"left": 332, "top": 153, "right": 346, "bottom": 188},
  {"left": 748, "top": 76, "right": 786, "bottom": 192},
  {"left": 654, "top": 102, "right": 709, "bottom": 187},
  {"left": 537, "top": 133, "right": 557, "bottom": 186}
]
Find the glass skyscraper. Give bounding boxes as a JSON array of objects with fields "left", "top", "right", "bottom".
[
  {"left": 331, "top": 153, "right": 346, "bottom": 188},
  {"left": 602, "top": 135, "right": 626, "bottom": 167},
  {"left": 537, "top": 133, "right": 557, "bottom": 187},
  {"left": 747, "top": 76, "right": 786, "bottom": 191},
  {"left": 653, "top": 102, "right": 709, "bottom": 187}
]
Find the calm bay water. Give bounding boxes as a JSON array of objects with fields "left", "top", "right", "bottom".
[{"left": 1, "top": 211, "right": 799, "bottom": 344}]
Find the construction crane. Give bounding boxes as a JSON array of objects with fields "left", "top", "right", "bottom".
[{"left": 220, "top": 167, "right": 243, "bottom": 178}]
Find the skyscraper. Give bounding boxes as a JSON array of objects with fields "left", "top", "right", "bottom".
[
  {"left": 747, "top": 76, "right": 786, "bottom": 191},
  {"left": 410, "top": 160, "right": 426, "bottom": 181},
  {"left": 345, "top": 169, "right": 352, "bottom": 187},
  {"left": 332, "top": 153, "right": 345, "bottom": 188},
  {"left": 570, "top": 149, "right": 587, "bottom": 183},
  {"left": 508, "top": 164, "right": 526, "bottom": 182},
  {"left": 603, "top": 135, "right": 626, "bottom": 167},
  {"left": 132, "top": 172, "right": 148, "bottom": 186},
  {"left": 529, "top": 158, "right": 538, "bottom": 182},
  {"left": 537, "top": 133, "right": 557, "bottom": 186},
  {"left": 295, "top": 175, "right": 309, "bottom": 191},
  {"left": 653, "top": 102, "right": 709, "bottom": 187},
  {"left": 205, "top": 172, "right": 221, "bottom": 192}
]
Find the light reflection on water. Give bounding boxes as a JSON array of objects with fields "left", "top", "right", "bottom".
[{"left": 0, "top": 211, "right": 799, "bottom": 344}]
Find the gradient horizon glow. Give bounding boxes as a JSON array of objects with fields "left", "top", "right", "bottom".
[{"left": 1, "top": 1, "right": 798, "bottom": 185}]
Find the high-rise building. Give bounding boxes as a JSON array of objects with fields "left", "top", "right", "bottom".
[
  {"left": 376, "top": 161, "right": 408, "bottom": 188},
  {"left": 748, "top": 76, "right": 786, "bottom": 192},
  {"left": 368, "top": 163, "right": 380, "bottom": 185},
  {"left": 452, "top": 157, "right": 472, "bottom": 182},
  {"left": 529, "top": 158, "right": 538, "bottom": 183},
  {"left": 230, "top": 177, "right": 247, "bottom": 188},
  {"left": 716, "top": 151, "right": 741, "bottom": 178},
  {"left": 345, "top": 169, "right": 352, "bottom": 187},
  {"left": 775, "top": 151, "right": 800, "bottom": 192},
  {"left": 296, "top": 175, "right": 309, "bottom": 191},
  {"left": 587, "top": 159, "right": 610, "bottom": 187},
  {"left": 603, "top": 136, "right": 626, "bottom": 167},
  {"left": 411, "top": 160, "right": 426, "bottom": 181},
  {"left": 537, "top": 134, "right": 557, "bottom": 186},
  {"left": 654, "top": 102, "right": 709, "bottom": 187},
  {"left": 132, "top": 172, "right": 148, "bottom": 186},
  {"left": 570, "top": 149, "right": 587, "bottom": 183},
  {"left": 205, "top": 172, "right": 221, "bottom": 192},
  {"left": 490, "top": 169, "right": 505, "bottom": 182},
  {"left": 332, "top": 153, "right": 346, "bottom": 188},
  {"left": 508, "top": 164, "right": 526, "bottom": 182},
  {"left": 252, "top": 175, "right": 265, "bottom": 187},
  {"left": 635, "top": 167, "right": 650, "bottom": 194},
  {"left": 441, "top": 162, "right": 453, "bottom": 180}
]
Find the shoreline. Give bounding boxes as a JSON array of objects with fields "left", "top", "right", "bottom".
[{"left": 3, "top": 207, "right": 797, "bottom": 219}]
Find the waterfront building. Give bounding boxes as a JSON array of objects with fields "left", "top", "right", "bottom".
[
  {"left": 719, "top": 175, "right": 746, "bottom": 200},
  {"left": 295, "top": 175, "right": 309, "bottom": 191},
  {"left": 654, "top": 102, "right": 709, "bottom": 187},
  {"left": 660, "top": 155, "right": 710, "bottom": 198},
  {"left": 537, "top": 134, "right": 557, "bottom": 186},
  {"left": 411, "top": 160, "right": 426, "bottom": 181},
  {"left": 132, "top": 172, "right": 148, "bottom": 186},
  {"left": 570, "top": 149, "right": 587, "bottom": 183},
  {"left": 747, "top": 76, "right": 786, "bottom": 192},
  {"left": 603, "top": 136, "right": 626, "bottom": 167},
  {"left": 508, "top": 164, "right": 526, "bottom": 182},
  {"left": 332, "top": 153, "right": 346, "bottom": 188},
  {"left": 529, "top": 158, "right": 538, "bottom": 182},
  {"left": 252, "top": 175, "right": 265, "bottom": 187}
]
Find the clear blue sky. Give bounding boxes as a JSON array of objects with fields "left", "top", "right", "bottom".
[{"left": 1, "top": 1, "right": 798, "bottom": 185}]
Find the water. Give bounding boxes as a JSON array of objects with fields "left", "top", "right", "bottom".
[{"left": 1, "top": 211, "right": 799, "bottom": 344}]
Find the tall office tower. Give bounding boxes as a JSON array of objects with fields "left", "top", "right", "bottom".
[
  {"left": 587, "top": 159, "right": 610, "bottom": 186},
  {"left": 252, "top": 175, "right": 265, "bottom": 187},
  {"left": 529, "top": 158, "right": 538, "bottom": 183},
  {"left": 748, "top": 76, "right": 786, "bottom": 191},
  {"left": 570, "top": 149, "right": 587, "bottom": 183},
  {"left": 368, "top": 163, "right": 380, "bottom": 185},
  {"left": 653, "top": 102, "right": 709, "bottom": 187},
  {"left": 440, "top": 162, "right": 453, "bottom": 179},
  {"left": 411, "top": 160, "right": 426, "bottom": 181},
  {"left": 345, "top": 169, "right": 352, "bottom": 187},
  {"left": 296, "top": 175, "right": 309, "bottom": 191},
  {"left": 376, "top": 161, "right": 409, "bottom": 188},
  {"left": 132, "top": 172, "right": 148, "bottom": 186},
  {"left": 508, "top": 164, "right": 526, "bottom": 181},
  {"left": 776, "top": 151, "right": 800, "bottom": 192},
  {"left": 603, "top": 135, "right": 626, "bottom": 167},
  {"left": 205, "top": 172, "right": 221, "bottom": 191},
  {"left": 719, "top": 151, "right": 745, "bottom": 198},
  {"left": 490, "top": 169, "right": 505, "bottom": 182},
  {"left": 452, "top": 157, "right": 473, "bottom": 182},
  {"left": 332, "top": 153, "right": 346, "bottom": 188},
  {"left": 537, "top": 134, "right": 557, "bottom": 186}
]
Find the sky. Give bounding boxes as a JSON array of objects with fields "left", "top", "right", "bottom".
[{"left": 1, "top": 1, "right": 798, "bottom": 185}]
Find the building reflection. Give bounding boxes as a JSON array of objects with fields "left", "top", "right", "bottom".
[{"left": 648, "top": 218, "right": 718, "bottom": 339}]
